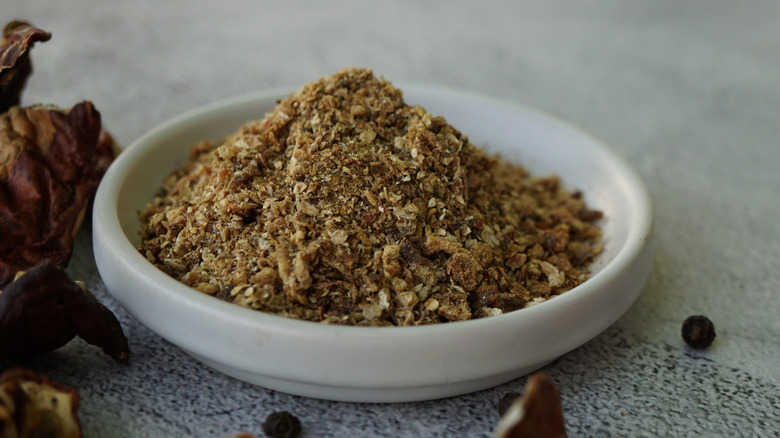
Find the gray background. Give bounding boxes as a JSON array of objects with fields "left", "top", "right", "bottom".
[{"left": 3, "top": 1, "right": 778, "bottom": 436}]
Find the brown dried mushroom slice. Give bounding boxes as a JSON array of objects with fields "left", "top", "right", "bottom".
[
  {"left": 0, "top": 21, "right": 51, "bottom": 113},
  {"left": 493, "top": 373, "right": 567, "bottom": 438},
  {"left": 0, "top": 101, "right": 114, "bottom": 285},
  {"left": 0, "top": 367, "right": 81, "bottom": 438},
  {"left": 0, "top": 263, "right": 129, "bottom": 363}
]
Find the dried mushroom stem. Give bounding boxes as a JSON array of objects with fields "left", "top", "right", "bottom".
[
  {"left": 0, "top": 263, "right": 129, "bottom": 363},
  {"left": 0, "top": 367, "right": 81, "bottom": 438}
]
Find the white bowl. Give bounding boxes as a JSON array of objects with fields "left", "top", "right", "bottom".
[{"left": 93, "top": 85, "right": 653, "bottom": 403}]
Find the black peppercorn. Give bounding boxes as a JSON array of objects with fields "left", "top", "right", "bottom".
[
  {"left": 497, "top": 392, "right": 521, "bottom": 417},
  {"left": 682, "top": 315, "right": 716, "bottom": 349},
  {"left": 262, "top": 411, "right": 301, "bottom": 438}
]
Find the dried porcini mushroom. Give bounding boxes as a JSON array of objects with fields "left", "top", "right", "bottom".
[
  {"left": 0, "top": 367, "right": 81, "bottom": 438},
  {"left": 0, "top": 263, "right": 129, "bottom": 363},
  {"left": 0, "top": 101, "right": 114, "bottom": 285},
  {"left": 493, "top": 373, "right": 567, "bottom": 438},
  {"left": 0, "top": 21, "right": 51, "bottom": 113}
]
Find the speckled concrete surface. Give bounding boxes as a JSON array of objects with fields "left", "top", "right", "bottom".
[{"left": 2, "top": 1, "right": 779, "bottom": 436}]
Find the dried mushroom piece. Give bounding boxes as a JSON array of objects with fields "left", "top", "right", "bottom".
[
  {"left": 0, "top": 263, "right": 129, "bottom": 363},
  {"left": 0, "top": 367, "right": 81, "bottom": 438},
  {"left": 493, "top": 373, "right": 567, "bottom": 438},
  {"left": 0, "top": 101, "right": 114, "bottom": 285},
  {"left": 0, "top": 21, "right": 51, "bottom": 113}
]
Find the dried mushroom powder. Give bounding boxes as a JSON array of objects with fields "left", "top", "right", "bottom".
[{"left": 139, "top": 67, "right": 603, "bottom": 326}]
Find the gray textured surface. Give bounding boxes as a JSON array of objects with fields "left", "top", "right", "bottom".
[{"left": 3, "top": 1, "right": 779, "bottom": 436}]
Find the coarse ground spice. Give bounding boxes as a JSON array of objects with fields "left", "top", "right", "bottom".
[{"left": 138, "top": 67, "right": 603, "bottom": 326}]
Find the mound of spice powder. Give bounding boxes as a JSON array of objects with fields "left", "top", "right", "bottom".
[{"left": 138, "top": 67, "right": 603, "bottom": 326}]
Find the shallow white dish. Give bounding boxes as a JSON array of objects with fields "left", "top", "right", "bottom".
[{"left": 93, "top": 85, "right": 653, "bottom": 403}]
